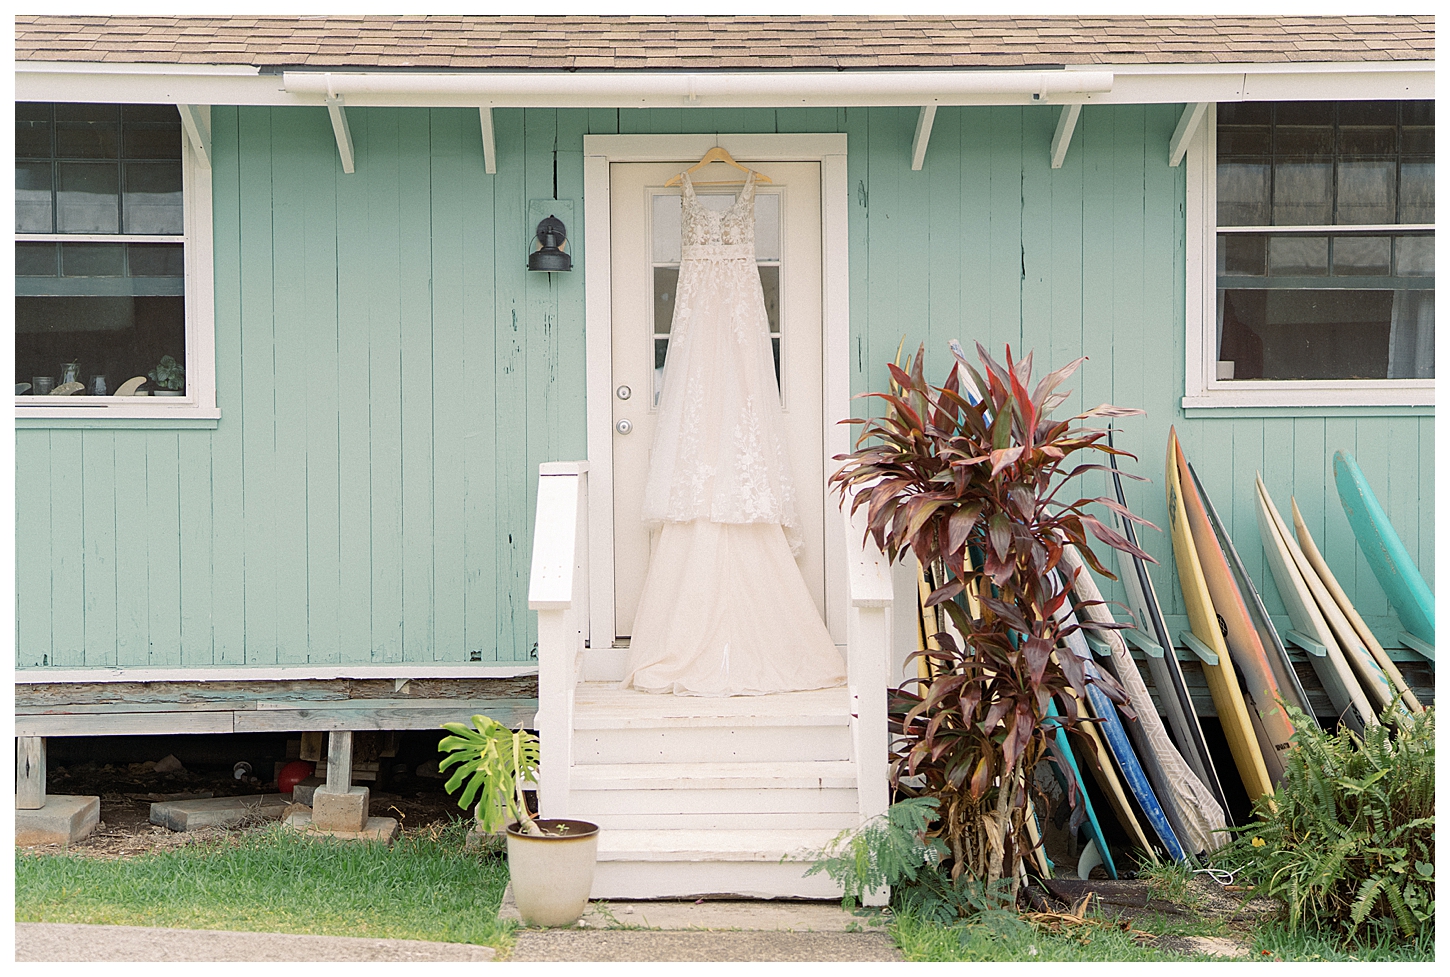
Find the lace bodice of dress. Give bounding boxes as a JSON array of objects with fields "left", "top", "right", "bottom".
[{"left": 680, "top": 171, "right": 756, "bottom": 257}]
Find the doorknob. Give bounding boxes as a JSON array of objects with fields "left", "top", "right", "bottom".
[{"left": 616, "top": 419, "right": 633, "bottom": 435}]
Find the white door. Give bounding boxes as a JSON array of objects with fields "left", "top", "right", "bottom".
[{"left": 609, "top": 160, "right": 826, "bottom": 642}]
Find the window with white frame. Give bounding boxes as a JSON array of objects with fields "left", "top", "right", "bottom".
[
  {"left": 15, "top": 102, "right": 215, "bottom": 418},
  {"left": 1188, "top": 100, "right": 1434, "bottom": 408}
]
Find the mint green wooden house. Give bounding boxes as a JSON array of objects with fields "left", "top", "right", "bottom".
[{"left": 14, "top": 16, "right": 1434, "bottom": 887}]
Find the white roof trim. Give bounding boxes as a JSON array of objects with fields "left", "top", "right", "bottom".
[{"left": 17, "top": 60, "right": 1432, "bottom": 108}]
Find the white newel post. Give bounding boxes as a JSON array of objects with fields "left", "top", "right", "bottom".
[
  {"left": 528, "top": 462, "right": 590, "bottom": 820},
  {"left": 842, "top": 496, "right": 894, "bottom": 828}
]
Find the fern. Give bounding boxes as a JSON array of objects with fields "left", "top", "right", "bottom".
[
  {"left": 805, "top": 797, "right": 945, "bottom": 908},
  {"left": 1218, "top": 704, "right": 1434, "bottom": 944}
]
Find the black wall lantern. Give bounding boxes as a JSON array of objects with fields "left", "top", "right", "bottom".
[{"left": 527, "top": 215, "right": 572, "bottom": 272}]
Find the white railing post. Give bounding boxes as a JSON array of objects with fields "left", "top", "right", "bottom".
[
  {"left": 529, "top": 461, "right": 589, "bottom": 819},
  {"left": 841, "top": 494, "right": 894, "bottom": 827}
]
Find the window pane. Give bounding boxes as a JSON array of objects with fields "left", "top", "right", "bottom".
[
  {"left": 1217, "top": 161, "right": 1270, "bottom": 225},
  {"left": 122, "top": 104, "right": 181, "bottom": 125},
  {"left": 1218, "top": 289, "right": 1395, "bottom": 379},
  {"left": 652, "top": 193, "right": 682, "bottom": 263},
  {"left": 1332, "top": 236, "right": 1392, "bottom": 276},
  {"left": 127, "top": 243, "right": 186, "bottom": 277},
  {"left": 1267, "top": 236, "right": 1328, "bottom": 276},
  {"left": 15, "top": 295, "right": 186, "bottom": 396},
  {"left": 1399, "top": 162, "right": 1434, "bottom": 223},
  {"left": 62, "top": 243, "right": 125, "bottom": 277},
  {"left": 16, "top": 160, "right": 53, "bottom": 233},
  {"left": 1335, "top": 160, "right": 1396, "bottom": 224},
  {"left": 123, "top": 161, "right": 183, "bottom": 234},
  {"left": 1401, "top": 128, "right": 1434, "bottom": 154},
  {"left": 653, "top": 337, "right": 669, "bottom": 405},
  {"left": 653, "top": 265, "right": 678, "bottom": 335},
  {"left": 1339, "top": 101, "right": 1398, "bottom": 127},
  {"left": 754, "top": 193, "right": 781, "bottom": 261},
  {"left": 1275, "top": 103, "right": 1335, "bottom": 126},
  {"left": 16, "top": 243, "right": 57, "bottom": 277},
  {"left": 758, "top": 264, "right": 780, "bottom": 335},
  {"left": 54, "top": 103, "right": 120, "bottom": 159},
  {"left": 1219, "top": 235, "right": 1267, "bottom": 276},
  {"left": 1217, "top": 127, "right": 1270, "bottom": 156},
  {"left": 1395, "top": 235, "right": 1434, "bottom": 277},
  {"left": 123, "top": 125, "right": 183, "bottom": 161},
  {"left": 56, "top": 161, "right": 119, "bottom": 233},
  {"left": 1338, "top": 127, "right": 1395, "bottom": 155},
  {"left": 16, "top": 103, "right": 52, "bottom": 158},
  {"left": 1273, "top": 161, "right": 1332, "bottom": 225},
  {"left": 1274, "top": 126, "right": 1333, "bottom": 157}
]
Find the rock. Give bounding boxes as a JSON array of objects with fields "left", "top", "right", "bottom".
[
  {"left": 154, "top": 755, "right": 186, "bottom": 774},
  {"left": 415, "top": 762, "right": 445, "bottom": 779}
]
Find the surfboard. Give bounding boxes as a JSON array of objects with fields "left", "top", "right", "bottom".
[
  {"left": 1062, "top": 544, "right": 1228, "bottom": 855},
  {"left": 1106, "top": 434, "right": 1230, "bottom": 819},
  {"left": 1186, "top": 460, "right": 1314, "bottom": 719},
  {"left": 1053, "top": 581, "right": 1184, "bottom": 862},
  {"left": 1165, "top": 429, "right": 1274, "bottom": 802},
  {"left": 1287, "top": 498, "right": 1407, "bottom": 720},
  {"left": 1254, "top": 475, "right": 1378, "bottom": 733},
  {"left": 1066, "top": 684, "right": 1159, "bottom": 860},
  {"left": 1173, "top": 436, "right": 1293, "bottom": 785},
  {"left": 1334, "top": 450, "right": 1435, "bottom": 654},
  {"left": 1291, "top": 500, "right": 1423, "bottom": 713},
  {"left": 1044, "top": 697, "right": 1117, "bottom": 880}
]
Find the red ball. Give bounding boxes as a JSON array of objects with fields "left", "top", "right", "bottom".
[{"left": 278, "top": 760, "right": 315, "bottom": 795}]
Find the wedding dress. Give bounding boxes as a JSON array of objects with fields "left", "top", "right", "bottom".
[{"left": 621, "top": 171, "right": 847, "bottom": 696}]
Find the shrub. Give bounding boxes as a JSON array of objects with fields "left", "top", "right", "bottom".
[{"left": 1220, "top": 704, "right": 1434, "bottom": 942}]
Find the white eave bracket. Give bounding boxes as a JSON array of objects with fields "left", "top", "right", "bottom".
[
  {"left": 910, "top": 104, "right": 937, "bottom": 171},
  {"left": 479, "top": 106, "right": 497, "bottom": 175},
  {"left": 1169, "top": 102, "right": 1209, "bottom": 167},
  {"left": 324, "top": 75, "right": 356, "bottom": 174},
  {"left": 177, "top": 104, "right": 211, "bottom": 169},
  {"left": 1050, "top": 103, "right": 1082, "bottom": 169}
]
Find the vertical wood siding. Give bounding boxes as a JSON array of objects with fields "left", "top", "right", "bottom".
[{"left": 14, "top": 104, "right": 1432, "bottom": 670}]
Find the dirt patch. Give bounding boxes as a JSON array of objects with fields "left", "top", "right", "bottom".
[{"left": 37, "top": 759, "right": 470, "bottom": 859}]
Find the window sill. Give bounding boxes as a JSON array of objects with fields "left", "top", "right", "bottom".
[
  {"left": 1183, "top": 379, "right": 1434, "bottom": 413},
  {"left": 16, "top": 400, "right": 221, "bottom": 429}
]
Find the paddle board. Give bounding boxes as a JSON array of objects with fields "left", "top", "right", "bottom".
[
  {"left": 1173, "top": 436, "right": 1293, "bottom": 785},
  {"left": 1062, "top": 544, "right": 1228, "bottom": 855},
  {"left": 1254, "top": 475, "right": 1377, "bottom": 733},
  {"left": 1053, "top": 581, "right": 1185, "bottom": 862},
  {"left": 1186, "top": 460, "right": 1313, "bottom": 719},
  {"left": 1166, "top": 430, "right": 1274, "bottom": 801},
  {"left": 1044, "top": 697, "right": 1116, "bottom": 879},
  {"left": 1291, "top": 500, "right": 1423, "bottom": 713},
  {"left": 1106, "top": 434, "right": 1230, "bottom": 818},
  {"left": 1291, "top": 498, "right": 1414, "bottom": 718},
  {"left": 1334, "top": 450, "right": 1435, "bottom": 653}
]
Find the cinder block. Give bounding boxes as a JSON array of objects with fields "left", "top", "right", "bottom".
[
  {"left": 15, "top": 795, "right": 100, "bottom": 847},
  {"left": 149, "top": 793, "right": 290, "bottom": 831},
  {"left": 291, "top": 776, "right": 326, "bottom": 806},
  {"left": 312, "top": 785, "right": 369, "bottom": 833},
  {"left": 284, "top": 811, "right": 400, "bottom": 843}
]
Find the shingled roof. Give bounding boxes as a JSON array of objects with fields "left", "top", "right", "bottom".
[{"left": 14, "top": 15, "right": 1435, "bottom": 70}]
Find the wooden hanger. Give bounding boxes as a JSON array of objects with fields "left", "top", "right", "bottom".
[{"left": 664, "top": 146, "right": 773, "bottom": 187}]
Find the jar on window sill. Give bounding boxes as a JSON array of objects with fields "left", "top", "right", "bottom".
[{"left": 60, "top": 361, "right": 80, "bottom": 387}]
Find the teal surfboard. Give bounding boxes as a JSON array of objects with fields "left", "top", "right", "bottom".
[
  {"left": 1334, "top": 451, "right": 1434, "bottom": 653},
  {"left": 1045, "top": 698, "right": 1117, "bottom": 880}
]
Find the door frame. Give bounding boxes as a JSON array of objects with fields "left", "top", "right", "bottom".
[{"left": 582, "top": 132, "right": 851, "bottom": 655}]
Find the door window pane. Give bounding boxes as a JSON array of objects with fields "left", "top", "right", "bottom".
[{"left": 56, "top": 161, "right": 119, "bottom": 233}]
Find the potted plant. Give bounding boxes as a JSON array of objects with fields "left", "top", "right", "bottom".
[
  {"left": 148, "top": 355, "right": 185, "bottom": 395},
  {"left": 438, "top": 714, "right": 599, "bottom": 927},
  {"left": 831, "top": 342, "right": 1151, "bottom": 907}
]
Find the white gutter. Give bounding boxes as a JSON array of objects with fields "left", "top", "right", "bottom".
[
  {"left": 17, "top": 60, "right": 1431, "bottom": 108},
  {"left": 281, "top": 68, "right": 1115, "bottom": 108}
]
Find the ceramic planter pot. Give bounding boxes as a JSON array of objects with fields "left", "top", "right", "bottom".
[{"left": 505, "top": 819, "right": 600, "bottom": 927}]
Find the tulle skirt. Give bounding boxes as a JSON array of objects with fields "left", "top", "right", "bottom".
[{"left": 621, "top": 519, "right": 847, "bottom": 697}]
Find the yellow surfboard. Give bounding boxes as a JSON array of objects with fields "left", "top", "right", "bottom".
[
  {"left": 1166, "top": 429, "right": 1274, "bottom": 801},
  {"left": 1173, "top": 436, "right": 1293, "bottom": 785}
]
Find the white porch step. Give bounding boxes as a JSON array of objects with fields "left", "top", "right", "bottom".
[
  {"left": 582, "top": 810, "right": 858, "bottom": 831},
  {"left": 571, "top": 760, "right": 858, "bottom": 791},
  {"left": 572, "top": 683, "right": 852, "bottom": 728},
  {"left": 597, "top": 827, "right": 842, "bottom": 862}
]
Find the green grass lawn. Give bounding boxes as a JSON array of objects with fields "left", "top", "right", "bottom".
[{"left": 15, "top": 820, "right": 512, "bottom": 951}]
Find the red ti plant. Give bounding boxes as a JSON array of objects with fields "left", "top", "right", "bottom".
[{"left": 831, "top": 342, "right": 1154, "bottom": 905}]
